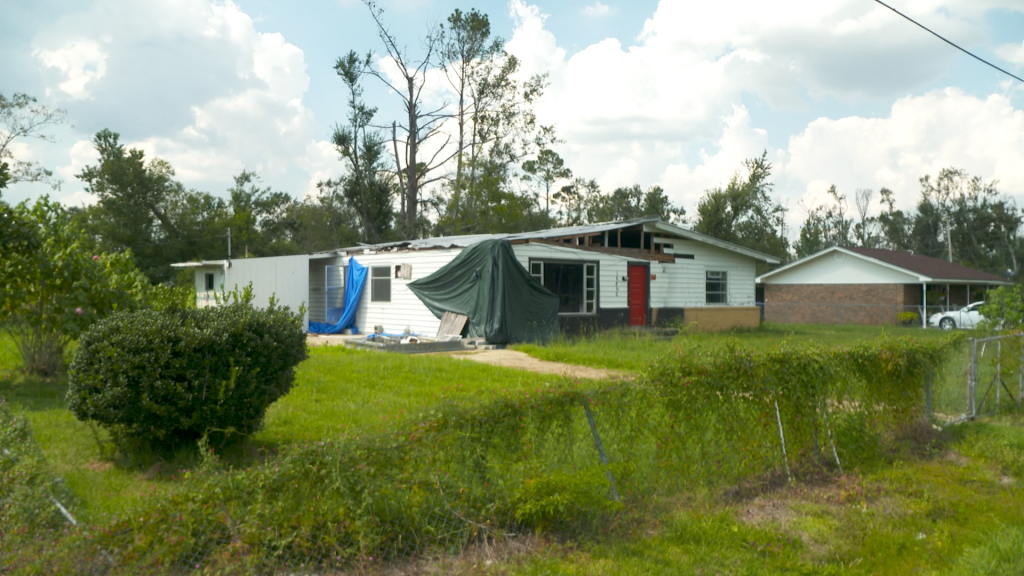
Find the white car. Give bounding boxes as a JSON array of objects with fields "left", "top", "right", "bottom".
[{"left": 929, "top": 302, "right": 985, "bottom": 330}]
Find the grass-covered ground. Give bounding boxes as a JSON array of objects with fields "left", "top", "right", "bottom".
[
  {"left": 408, "top": 415, "right": 1024, "bottom": 576},
  {"left": 0, "top": 336, "right": 553, "bottom": 520},
  {"left": 514, "top": 323, "right": 956, "bottom": 372},
  {"left": 2, "top": 325, "right": 1018, "bottom": 575}
]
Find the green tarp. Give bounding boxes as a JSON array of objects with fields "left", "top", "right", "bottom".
[{"left": 407, "top": 239, "right": 560, "bottom": 344}]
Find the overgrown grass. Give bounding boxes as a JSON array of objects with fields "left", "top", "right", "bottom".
[
  {"left": 0, "top": 335, "right": 556, "bottom": 520},
  {"left": 499, "top": 415, "right": 1024, "bottom": 576},
  {"left": 3, "top": 327, "right": 1015, "bottom": 575},
  {"left": 514, "top": 323, "right": 958, "bottom": 372}
]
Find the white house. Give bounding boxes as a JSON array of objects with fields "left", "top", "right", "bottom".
[{"left": 174, "top": 217, "right": 780, "bottom": 336}]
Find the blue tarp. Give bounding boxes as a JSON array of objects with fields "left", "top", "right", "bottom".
[{"left": 308, "top": 257, "right": 367, "bottom": 334}]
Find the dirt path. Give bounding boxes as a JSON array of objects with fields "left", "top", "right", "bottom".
[{"left": 447, "top": 349, "right": 630, "bottom": 380}]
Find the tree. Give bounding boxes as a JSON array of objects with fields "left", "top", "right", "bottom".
[
  {"left": 555, "top": 180, "right": 685, "bottom": 226},
  {"left": 226, "top": 170, "right": 300, "bottom": 256},
  {"left": 287, "top": 186, "right": 361, "bottom": 252},
  {"left": 914, "top": 168, "right": 1019, "bottom": 277},
  {"left": 852, "top": 188, "right": 879, "bottom": 248},
  {"left": 793, "top": 185, "right": 853, "bottom": 258},
  {"left": 0, "top": 93, "right": 67, "bottom": 190},
  {"left": 522, "top": 149, "right": 571, "bottom": 215},
  {"left": 76, "top": 130, "right": 185, "bottom": 280},
  {"left": 432, "top": 7, "right": 553, "bottom": 236},
  {"left": 876, "top": 187, "right": 913, "bottom": 250},
  {"left": 693, "top": 152, "right": 789, "bottom": 267},
  {"left": 355, "top": 0, "right": 450, "bottom": 239},
  {"left": 325, "top": 51, "right": 395, "bottom": 244},
  {"left": 440, "top": 8, "right": 501, "bottom": 187},
  {"left": 0, "top": 198, "right": 150, "bottom": 375},
  {"left": 432, "top": 155, "right": 548, "bottom": 234},
  {"left": 74, "top": 130, "right": 257, "bottom": 280}
]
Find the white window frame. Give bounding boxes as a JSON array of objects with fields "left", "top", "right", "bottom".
[
  {"left": 706, "top": 270, "right": 728, "bottom": 304},
  {"left": 370, "top": 265, "right": 392, "bottom": 303},
  {"left": 529, "top": 259, "right": 598, "bottom": 315}
]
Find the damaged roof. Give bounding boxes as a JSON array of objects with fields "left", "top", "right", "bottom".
[{"left": 324, "top": 217, "right": 781, "bottom": 263}]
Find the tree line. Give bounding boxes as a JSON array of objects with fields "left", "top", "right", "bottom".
[{"left": 2, "top": 0, "right": 1022, "bottom": 285}]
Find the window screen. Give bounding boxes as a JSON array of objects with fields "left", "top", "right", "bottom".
[
  {"left": 706, "top": 271, "right": 728, "bottom": 304},
  {"left": 370, "top": 266, "right": 391, "bottom": 302}
]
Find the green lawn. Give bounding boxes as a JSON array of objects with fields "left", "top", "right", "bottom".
[
  {"left": 514, "top": 323, "right": 958, "bottom": 372},
  {"left": 254, "top": 344, "right": 555, "bottom": 444},
  {"left": 3, "top": 324, "right": 1014, "bottom": 575},
  {"left": 0, "top": 335, "right": 555, "bottom": 519}
]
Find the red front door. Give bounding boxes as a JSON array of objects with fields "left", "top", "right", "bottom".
[{"left": 628, "top": 264, "right": 647, "bottom": 326}]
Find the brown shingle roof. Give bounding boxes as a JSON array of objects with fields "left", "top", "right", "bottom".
[{"left": 843, "top": 247, "right": 1009, "bottom": 283}]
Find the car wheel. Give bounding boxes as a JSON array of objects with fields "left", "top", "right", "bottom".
[{"left": 939, "top": 317, "right": 956, "bottom": 330}]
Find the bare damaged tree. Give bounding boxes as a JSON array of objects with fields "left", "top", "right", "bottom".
[
  {"left": 853, "top": 188, "right": 876, "bottom": 247},
  {"left": 0, "top": 93, "right": 67, "bottom": 190},
  {"left": 358, "top": 0, "right": 454, "bottom": 239}
]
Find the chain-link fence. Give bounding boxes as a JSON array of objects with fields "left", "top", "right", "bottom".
[
  {"left": 927, "top": 333, "right": 1024, "bottom": 425},
  {"left": 4, "top": 338, "right": 969, "bottom": 575}
]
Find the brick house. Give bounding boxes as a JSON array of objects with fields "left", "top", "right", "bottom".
[{"left": 756, "top": 246, "right": 1012, "bottom": 327}]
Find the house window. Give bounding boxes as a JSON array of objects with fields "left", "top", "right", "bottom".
[
  {"left": 205, "top": 273, "right": 215, "bottom": 291},
  {"left": 530, "top": 260, "right": 597, "bottom": 314},
  {"left": 371, "top": 266, "right": 391, "bottom": 302},
  {"left": 706, "top": 271, "right": 728, "bottom": 304}
]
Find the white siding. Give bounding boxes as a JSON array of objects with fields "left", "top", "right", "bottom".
[
  {"left": 349, "top": 249, "right": 463, "bottom": 336},
  {"left": 193, "top": 265, "right": 226, "bottom": 308},
  {"left": 759, "top": 252, "right": 920, "bottom": 285},
  {"left": 221, "top": 255, "right": 311, "bottom": 330},
  {"left": 513, "top": 240, "right": 762, "bottom": 310},
  {"left": 649, "top": 239, "right": 759, "bottom": 307}
]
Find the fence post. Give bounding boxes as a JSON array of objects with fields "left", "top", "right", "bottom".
[
  {"left": 582, "top": 396, "right": 620, "bottom": 503},
  {"left": 821, "top": 405, "right": 844, "bottom": 475},
  {"left": 997, "top": 341, "right": 1002, "bottom": 410},
  {"left": 1018, "top": 336, "right": 1022, "bottom": 404},
  {"left": 925, "top": 370, "right": 933, "bottom": 422},
  {"left": 970, "top": 338, "right": 978, "bottom": 418},
  {"left": 773, "top": 399, "right": 793, "bottom": 484}
]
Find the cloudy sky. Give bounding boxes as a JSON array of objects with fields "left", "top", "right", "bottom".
[{"left": 3, "top": 0, "right": 1024, "bottom": 234}]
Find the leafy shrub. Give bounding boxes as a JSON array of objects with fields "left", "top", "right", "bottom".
[
  {"left": 897, "top": 311, "right": 919, "bottom": 326},
  {"left": 0, "top": 197, "right": 150, "bottom": 375},
  {"left": 980, "top": 285, "right": 1024, "bottom": 331},
  {"left": 66, "top": 301, "right": 308, "bottom": 449},
  {"left": 512, "top": 470, "right": 622, "bottom": 531}
]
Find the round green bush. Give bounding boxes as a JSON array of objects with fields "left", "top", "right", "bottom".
[{"left": 67, "top": 303, "right": 308, "bottom": 448}]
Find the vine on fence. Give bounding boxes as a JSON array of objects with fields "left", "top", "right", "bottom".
[{"left": 5, "top": 335, "right": 963, "bottom": 574}]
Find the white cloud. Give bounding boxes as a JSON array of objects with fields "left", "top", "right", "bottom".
[
  {"left": 582, "top": 2, "right": 611, "bottom": 18},
  {"left": 55, "top": 139, "right": 100, "bottom": 182},
  {"left": 996, "top": 41, "right": 1024, "bottom": 66},
  {"left": 61, "top": 189, "right": 99, "bottom": 207},
  {"left": 35, "top": 40, "right": 108, "bottom": 99},
  {"left": 29, "top": 0, "right": 326, "bottom": 196},
  {"left": 505, "top": 0, "right": 1024, "bottom": 235},
  {"left": 780, "top": 89, "right": 1024, "bottom": 218}
]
